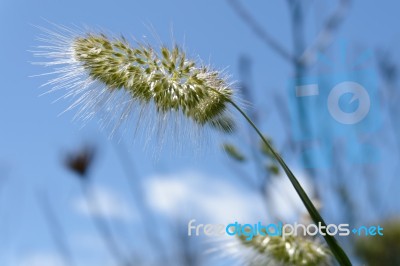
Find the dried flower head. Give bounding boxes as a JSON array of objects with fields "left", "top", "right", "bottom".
[
  {"left": 64, "top": 145, "right": 96, "bottom": 178},
  {"left": 32, "top": 25, "right": 236, "bottom": 145}
]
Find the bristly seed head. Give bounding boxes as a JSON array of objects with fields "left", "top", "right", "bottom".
[
  {"left": 32, "top": 25, "right": 237, "bottom": 148},
  {"left": 72, "top": 33, "right": 233, "bottom": 125},
  {"left": 239, "top": 234, "right": 331, "bottom": 266}
]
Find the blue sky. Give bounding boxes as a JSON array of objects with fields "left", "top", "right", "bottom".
[{"left": 0, "top": 0, "right": 400, "bottom": 265}]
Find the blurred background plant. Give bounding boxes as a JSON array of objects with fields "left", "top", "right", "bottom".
[
  {"left": 1, "top": 0, "right": 400, "bottom": 265},
  {"left": 355, "top": 219, "right": 400, "bottom": 265}
]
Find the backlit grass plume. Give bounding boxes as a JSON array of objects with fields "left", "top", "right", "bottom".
[
  {"left": 32, "top": 25, "right": 235, "bottom": 140},
  {"left": 239, "top": 234, "right": 331, "bottom": 266},
  {"left": 73, "top": 34, "right": 233, "bottom": 123},
  {"left": 33, "top": 24, "right": 351, "bottom": 265}
]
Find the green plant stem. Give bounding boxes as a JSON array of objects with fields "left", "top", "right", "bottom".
[{"left": 227, "top": 99, "right": 352, "bottom": 266}]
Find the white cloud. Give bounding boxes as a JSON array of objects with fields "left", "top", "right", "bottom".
[
  {"left": 145, "top": 171, "right": 264, "bottom": 223},
  {"left": 17, "top": 253, "right": 66, "bottom": 266},
  {"left": 73, "top": 186, "right": 135, "bottom": 222},
  {"left": 145, "top": 169, "right": 315, "bottom": 224},
  {"left": 266, "top": 169, "right": 315, "bottom": 221}
]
